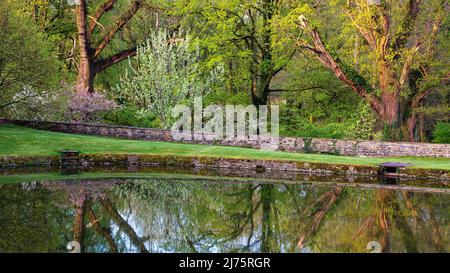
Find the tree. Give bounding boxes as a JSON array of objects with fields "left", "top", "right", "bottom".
[
  {"left": 72, "top": 0, "right": 156, "bottom": 93},
  {"left": 116, "top": 30, "right": 223, "bottom": 128},
  {"left": 296, "top": 0, "right": 449, "bottom": 141},
  {"left": 0, "top": 1, "right": 58, "bottom": 114},
  {"left": 174, "top": 0, "right": 300, "bottom": 106},
  {"left": 0, "top": 183, "right": 72, "bottom": 252}
]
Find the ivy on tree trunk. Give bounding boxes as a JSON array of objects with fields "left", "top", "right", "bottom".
[{"left": 297, "top": 1, "right": 449, "bottom": 142}]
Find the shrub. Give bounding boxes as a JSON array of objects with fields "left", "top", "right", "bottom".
[
  {"left": 432, "top": 122, "right": 450, "bottom": 144},
  {"left": 203, "top": 90, "right": 252, "bottom": 106},
  {"left": 280, "top": 117, "right": 348, "bottom": 139},
  {"left": 102, "top": 107, "right": 162, "bottom": 128},
  {"left": 4, "top": 85, "right": 69, "bottom": 121},
  {"left": 344, "top": 101, "right": 381, "bottom": 140},
  {"left": 66, "top": 91, "right": 116, "bottom": 123}
]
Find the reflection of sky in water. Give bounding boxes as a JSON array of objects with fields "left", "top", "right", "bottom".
[{"left": 0, "top": 178, "right": 448, "bottom": 253}]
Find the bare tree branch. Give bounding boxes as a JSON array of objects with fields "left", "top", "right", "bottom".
[
  {"left": 88, "top": 0, "right": 118, "bottom": 37},
  {"left": 410, "top": 72, "right": 450, "bottom": 109},
  {"left": 86, "top": 205, "right": 118, "bottom": 253},
  {"left": 100, "top": 198, "right": 148, "bottom": 253},
  {"left": 297, "top": 15, "right": 383, "bottom": 116},
  {"left": 399, "top": 42, "right": 422, "bottom": 87},
  {"left": 94, "top": 47, "right": 137, "bottom": 73},
  {"left": 93, "top": 0, "right": 143, "bottom": 59}
]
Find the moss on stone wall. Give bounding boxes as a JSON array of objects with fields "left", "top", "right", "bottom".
[{"left": 1, "top": 153, "right": 448, "bottom": 181}]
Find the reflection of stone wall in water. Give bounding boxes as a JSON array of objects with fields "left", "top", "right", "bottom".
[{"left": 2, "top": 119, "right": 450, "bottom": 158}]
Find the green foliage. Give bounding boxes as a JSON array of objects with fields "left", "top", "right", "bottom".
[
  {"left": 280, "top": 113, "right": 349, "bottom": 139},
  {"left": 103, "top": 107, "right": 162, "bottom": 128},
  {"left": 0, "top": 183, "right": 71, "bottom": 252},
  {"left": 0, "top": 1, "right": 60, "bottom": 117},
  {"left": 116, "top": 29, "right": 224, "bottom": 129},
  {"left": 278, "top": 60, "right": 361, "bottom": 139},
  {"left": 381, "top": 123, "right": 403, "bottom": 142},
  {"left": 345, "top": 102, "right": 381, "bottom": 141},
  {"left": 171, "top": 0, "right": 305, "bottom": 103},
  {"left": 203, "top": 90, "right": 252, "bottom": 107},
  {"left": 339, "top": 62, "right": 374, "bottom": 93},
  {"left": 6, "top": 0, "right": 76, "bottom": 73},
  {"left": 432, "top": 122, "right": 450, "bottom": 144},
  {"left": 1, "top": 0, "right": 448, "bottom": 144}
]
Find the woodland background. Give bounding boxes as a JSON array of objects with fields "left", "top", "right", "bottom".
[{"left": 0, "top": 0, "right": 448, "bottom": 143}]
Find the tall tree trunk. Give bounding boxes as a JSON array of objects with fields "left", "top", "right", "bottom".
[
  {"left": 73, "top": 0, "right": 144, "bottom": 93},
  {"left": 297, "top": 187, "right": 343, "bottom": 250},
  {"left": 86, "top": 205, "right": 118, "bottom": 253},
  {"left": 258, "top": 0, "right": 274, "bottom": 107},
  {"left": 380, "top": 92, "right": 400, "bottom": 125},
  {"left": 406, "top": 114, "right": 417, "bottom": 142},
  {"left": 260, "top": 184, "right": 275, "bottom": 252},
  {"left": 77, "top": 58, "right": 95, "bottom": 94},
  {"left": 379, "top": 89, "right": 402, "bottom": 141},
  {"left": 247, "top": 0, "right": 286, "bottom": 107},
  {"left": 75, "top": 0, "right": 94, "bottom": 93},
  {"left": 72, "top": 197, "right": 86, "bottom": 252},
  {"left": 378, "top": 58, "right": 402, "bottom": 126},
  {"left": 101, "top": 198, "right": 149, "bottom": 253}
]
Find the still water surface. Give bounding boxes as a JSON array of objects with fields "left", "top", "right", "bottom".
[{"left": 0, "top": 176, "right": 448, "bottom": 253}]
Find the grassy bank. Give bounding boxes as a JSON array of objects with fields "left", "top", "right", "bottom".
[{"left": 0, "top": 125, "right": 449, "bottom": 170}]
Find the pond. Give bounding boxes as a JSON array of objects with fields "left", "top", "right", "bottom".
[{"left": 0, "top": 169, "right": 448, "bottom": 253}]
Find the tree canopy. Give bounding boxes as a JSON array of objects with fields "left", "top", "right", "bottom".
[{"left": 0, "top": 0, "right": 448, "bottom": 142}]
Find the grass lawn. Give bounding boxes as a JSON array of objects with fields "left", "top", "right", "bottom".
[{"left": 0, "top": 125, "right": 449, "bottom": 170}]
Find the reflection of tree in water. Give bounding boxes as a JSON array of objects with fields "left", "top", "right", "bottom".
[
  {"left": 0, "top": 179, "right": 447, "bottom": 253},
  {"left": 296, "top": 187, "right": 344, "bottom": 251},
  {"left": 51, "top": 180, "right": 150, "bottom": 253},
  {"left": 399, "top": 192, "right": 447, "bottom": 252},
  {"left": 139, "top": 181, "right": 448, "bottom": 253},
  {"left": 0, "top": 183, "right": 71, "bottom": 252},
  {"left": 314, "top": 189, "right": 448, "bottom": 253},
  {"left": 111, "top": 181, "right": 354, "bottom": 252}
]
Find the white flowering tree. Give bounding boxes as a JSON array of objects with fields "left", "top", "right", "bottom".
[{"left": 116, "top": 30, "right": 223, "bottom": 129}]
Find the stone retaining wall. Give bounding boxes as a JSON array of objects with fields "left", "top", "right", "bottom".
[
  {"left": 2, "top": 119, "right": 450, "bottom": 158},
  {"left": 0, "top": 154, "right": 448, "bottom": 181}
]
